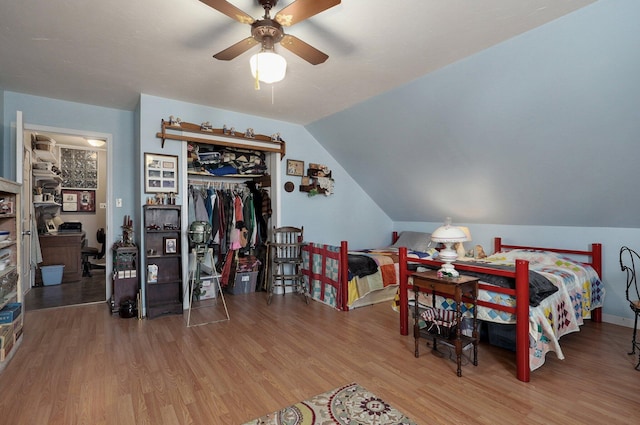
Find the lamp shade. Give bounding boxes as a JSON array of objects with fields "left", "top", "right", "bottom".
[
  {"left": 431, "top": 225, "right": 467, "bottom": 243},
  {"left": 250, "top": 51, "right": 287, "bottom": 84},
  {"left": 457, "top": 226, "right": 472, "bottom": 242}
]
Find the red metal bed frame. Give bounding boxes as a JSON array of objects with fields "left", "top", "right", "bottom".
[
  {"left": 398, "top": 237, "right": 602, "bottom": 382},
  {"left": 302, "top": 236, "right": 602, "bottom": 382}
]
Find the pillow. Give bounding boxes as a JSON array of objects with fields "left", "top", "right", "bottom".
[{"left": 391, "top": 231, "right": 433, "bottom": 253}]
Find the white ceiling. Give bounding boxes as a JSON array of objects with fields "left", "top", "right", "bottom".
[{"left": 0, "top": 0, "right": 596, "bottom": 125}]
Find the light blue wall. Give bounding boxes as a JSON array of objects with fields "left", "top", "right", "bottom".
[
  {"left": 307, "top": 0, "right": 640, "bottom": 228},
  {"left": 2, "top": 91, "right": 137, "bottom": 243},
  {"left": 138, "top": 94, "right": 392, "bottom": 248}
]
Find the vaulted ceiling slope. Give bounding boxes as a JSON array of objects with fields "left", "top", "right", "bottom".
[
  {"left": 307, "top": 0, "right": 640, "bottom": 228},
  {"left": 0, "top": 0, "right": 594, "bottom": 125}
]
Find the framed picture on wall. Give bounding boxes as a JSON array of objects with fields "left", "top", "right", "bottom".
[
  {"left": 145, "top": 153, "right": 178, "bottom": 193},
  {"left": 286, "top": 159, "right": 304, "bottom": 176},
  {"left": 61, "top": 189, "right": 96, "bottom": 212}
]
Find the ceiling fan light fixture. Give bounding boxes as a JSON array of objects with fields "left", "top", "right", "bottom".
[{"left": 250, "top": 51, "right": 287, "bottom": 84}]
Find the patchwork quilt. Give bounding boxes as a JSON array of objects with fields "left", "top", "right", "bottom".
[{"left": 412, "top": 250, "right": 605, "bottom": 371}]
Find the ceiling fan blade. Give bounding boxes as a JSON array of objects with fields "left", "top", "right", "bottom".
[
  {"left": 280, "top": 34, "right": 328, "bottom": 65},
  {"left": 199, "top": 0, "right": 255, "bottom": 24},
  {"left": 275, "top": 0, "right": 340, "bottom": 27},
  {"left": 213, "top": 37, "right": 259, "bottom": 60}
]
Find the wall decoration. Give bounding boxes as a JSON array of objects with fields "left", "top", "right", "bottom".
[
  {"left": 61, "top": 189, "right": 96, "bottom": 212},
  {"left": 145, "top": 153, "right": 178, "bottom": 193},
  {"left": 284, "top": 181, "right": 295, "bottom": 192},
  {"left": 300, "top": 163, "right": 334, "bottom": 197},
  {"left": 286, "top": 159, "right": 304, "bottom": 176},
  {"left": 60, "top": 147, "right": 98, "bottom": 189}
]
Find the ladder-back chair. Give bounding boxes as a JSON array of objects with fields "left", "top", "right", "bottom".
[
  {"left": 267, "top": 226, "right": 308, "bottom": 305},
  {"left": 619, "top": 246, "right": 640, "bottom": 370}
]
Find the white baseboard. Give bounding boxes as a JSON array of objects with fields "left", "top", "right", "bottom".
[{"left": 602, "top": 313, "right": 636, "bottom": 329}]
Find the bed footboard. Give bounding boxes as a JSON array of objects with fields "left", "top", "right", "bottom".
[{"left": 301, "top": 241, "right": 349, "bottom": 310}]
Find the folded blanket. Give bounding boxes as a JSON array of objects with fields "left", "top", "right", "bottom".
[{"left": 348, "top": 254, "right": 378, "bottom": 278}]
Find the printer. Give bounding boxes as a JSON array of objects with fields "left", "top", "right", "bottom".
[{"left": 58, "top": 222, "right": 82, "bottom": 233}]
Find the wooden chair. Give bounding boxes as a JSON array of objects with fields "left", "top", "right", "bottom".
[
  {"left": 266, "top": 226, "right": 308, "bottom": 305},
  {"left": 619, "top": 246, "right": 640, "bottom": 370}
]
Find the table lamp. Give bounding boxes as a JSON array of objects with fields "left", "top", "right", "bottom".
[{"left": 431, "top": 218, "right": 467, "bottom": 277}]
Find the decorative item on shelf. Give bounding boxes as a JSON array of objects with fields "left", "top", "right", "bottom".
[
  {"left": 33, "top": 187, "right": 43, "bottom": 203},
  {"left": 245, "top": 128, "right": 255, "bottom": 138},
  {"left": 164, "top": 237, "right": 178, "bottom": 255},
  {"left": 474, "top": 245, "right": 487, "bottom": 259},
  {"left": 454, "top": 226, "right": 472, "bottom": 258},
  {"left": 431, "top": 217, "right": 467, "bottom": 277},
  {"left": 122, "top": 214, "right": 134, "bottom": 246},
  {"left": 271, "top": 133, "right": 281, "bottom": 141},
  {"left": 200, "top": 121, "right": 213, "bottom": 131},
  {"left": 0, "top": 200, "right": 14, "bottom": 215},
  {"left": 169, "top": 115, "right": 181, "bottom": 126},
  {"left": 147, "top": 264, "right": 158, "bottom": 283}
]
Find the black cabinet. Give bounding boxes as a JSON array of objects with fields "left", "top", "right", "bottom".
[
  {"left": 143, "top": 205, "right": 182, "bottom": 319},
  {"left": 111, "top": 246, "right": 139, "bottom": 313}
]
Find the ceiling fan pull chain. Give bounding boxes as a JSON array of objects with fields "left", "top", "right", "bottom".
[{"left": 271, "top": 85, "right": 275, "bottom": 105}]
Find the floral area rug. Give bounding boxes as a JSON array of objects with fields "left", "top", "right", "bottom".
[{"left": 242, "top": 382, "right": 417, "bottom": 425}]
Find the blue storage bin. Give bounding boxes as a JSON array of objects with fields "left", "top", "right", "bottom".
[{"left": 41, "top": 265, "right": 64, "bottom": 286}]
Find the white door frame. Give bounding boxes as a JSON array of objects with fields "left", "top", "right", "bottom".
[{"left": 18, "top": 115, "right": 114, "bottom": 300}]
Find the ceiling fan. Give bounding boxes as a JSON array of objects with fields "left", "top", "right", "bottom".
[{"left": 200, "top": 0, "right": 341, "bottom": 65}]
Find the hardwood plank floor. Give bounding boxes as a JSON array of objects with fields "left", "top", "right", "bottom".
[
  {"left": 0, "top": 292, "right": 637, "bottom": 424},
  {"left": 24, "top": 269, "right": 106, "bottom": 311}
]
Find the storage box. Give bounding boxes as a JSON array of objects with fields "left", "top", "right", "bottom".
[
  {"left": 228, "top": 271, "right": 258, "bottom": 295},
  {"left": 0, "top": 303, "right": 21, "bottom": 324},
  {"left": 0, "top": 322, "right": 13, "bottom": 348},
  {"left": 0, "top": 332, "right": 14, "bottom": 361},
  {"left": 41, "top": 265, "right": 64, "bottom": 286},
  {"left": 198, "top": 275, "right": 219, "bottom": 300},
  {"left": 485, "top": 322, "right": 516, "bottom": 351}
]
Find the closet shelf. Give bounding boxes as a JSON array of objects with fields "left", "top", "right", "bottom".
[
  {"left": 157, "top": 119, "right": 286, "bottom": 157},
  {"left": 33, "top": 149, "right": 57, "bottom": 164}
]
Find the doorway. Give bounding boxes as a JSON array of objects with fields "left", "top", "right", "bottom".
[{"left": 21, "top": 125, "right": 111, "bottom": 310}]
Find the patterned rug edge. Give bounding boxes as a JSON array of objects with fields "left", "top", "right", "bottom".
[{"left": 242, "top": 382, "right": 417, "bottom": 425}]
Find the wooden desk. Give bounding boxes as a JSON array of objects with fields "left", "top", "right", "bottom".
[
  {"left": 37, "top": 232, "right": 85, "bottom": 283},
  {"left": 412, "top": 270, "right": 479, "bottom": 377}
]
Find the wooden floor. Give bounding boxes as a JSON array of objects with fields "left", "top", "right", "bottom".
[
  {"left": 0, "top": 292, "right": 637, "bottom": 425},
  {"left": 24, "top": 269, "right": 106, "bottom": 311}
]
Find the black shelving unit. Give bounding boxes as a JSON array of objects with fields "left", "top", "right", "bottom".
[{"left": 143, "top": 205, "right": 182, "bottom": 319}]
